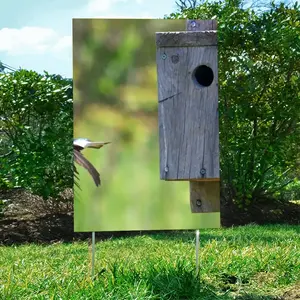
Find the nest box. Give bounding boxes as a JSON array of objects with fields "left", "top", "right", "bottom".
[
  {"left": 155, "top": 20, "right": 219, "bottom": 183},
  {"left": 155, "top": 20, "right": 220, "bottom": 215}
]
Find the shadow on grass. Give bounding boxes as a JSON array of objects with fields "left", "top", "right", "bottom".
[
  {"left": 93, "top": 259, "right": 283, "bottom": 300},
  {"left": 94, "top": 259, "right": 229, "bottom": 299}
]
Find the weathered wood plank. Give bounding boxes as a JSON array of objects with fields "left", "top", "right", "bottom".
[
  {"left": 165, "top": 178, "right": 219, "bottom": 182},
  {"left": 156, "top": 31, "right": 217, "bottom": 47},
  {"left": 190, "top": 180, "right": 220, "bottom": 213},
  {"left": 186, "top": 20, "right": 220, "bottom": 214},
  {"left": 156, "top": 44, "right": 219, "bottom": 180}
]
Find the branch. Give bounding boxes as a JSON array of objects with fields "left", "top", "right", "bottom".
[
  {"left": 263, "top": 179, "right": 295, "bottom": 195},
  {"left": 0, "top": 150, "right": 13, "bottom": 158},
  {"left": 176, "top": 0, "right": 198, "bottom": 10}
]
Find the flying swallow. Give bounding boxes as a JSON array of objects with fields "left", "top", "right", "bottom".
[{"left": 73, "top": 138, "right": 110, "bottom": 187}]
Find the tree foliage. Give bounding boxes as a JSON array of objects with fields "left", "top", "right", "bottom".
[
  {"left": 0, "top": 70, "right": 73, "bottom": 199},
  {"left": 168, "top": 0, "right": 300, "bottom": 206}
]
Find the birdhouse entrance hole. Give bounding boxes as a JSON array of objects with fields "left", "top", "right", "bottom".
[{"left": 192, "top": 65, "right": 214, "bottom": 87}]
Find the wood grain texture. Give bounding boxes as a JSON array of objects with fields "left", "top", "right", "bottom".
[
  {"left": 165, "top": 178, "right": 219, "bottom": 182},
  {"left": 186, "top": 20, "right": 220, "bottom": 214},
  {"left": 156, "top": 25, "right": 219, "bottom": 180},
  {"left": 190, "top": 181, "right": 220, "bottom": 213},
  {"left": 156, "top": 31, "right": 217, "bottom": 47}
]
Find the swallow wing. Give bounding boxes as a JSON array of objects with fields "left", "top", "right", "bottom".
[
  {"left": 74, "top": 149, "right": 101, "bottom": 187},
  {"left": 85, "top": 141, "right": 111, "bottom": 149}
]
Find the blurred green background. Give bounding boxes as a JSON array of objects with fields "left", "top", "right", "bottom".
[{"left": 73, "top": 19, "right": 220, "bottom": 232}]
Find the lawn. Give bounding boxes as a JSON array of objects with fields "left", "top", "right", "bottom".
[{"left": 0, "top": 224, "right": 299, "bottom": 299}]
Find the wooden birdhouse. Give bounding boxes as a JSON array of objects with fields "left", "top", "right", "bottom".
[{"left": 156, "top": 20, "right": 220, "bottom": 214}]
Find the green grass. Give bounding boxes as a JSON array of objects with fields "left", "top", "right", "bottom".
[{"left": 1, "top": 224, "right": 299, "bottom": 299}]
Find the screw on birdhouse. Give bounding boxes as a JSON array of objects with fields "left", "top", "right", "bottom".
[
  {"left": 171, "top": 54, "right": 179, "bottom": 64},
  {"left": 196, "top": 199, "right": 202, "bottom": 207},
  {"left": 191, "top": 21, "right": 196, "bottom": 27},
  {"left": 162, "top": 53, "right": 167, "bottom": 60},
  {"left": 164, "top": 166, "right": 169, "bottom": 173},
  {"left": 200, "top": 168, "right": 206, "bottom": 176}
]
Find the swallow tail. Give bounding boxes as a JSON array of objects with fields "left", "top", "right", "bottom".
[{"left": 74, "top": 149, "right": 101, "bottom": 186}]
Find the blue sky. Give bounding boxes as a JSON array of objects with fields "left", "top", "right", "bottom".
[{"left": 0, "top": 0, "right": 178, "bottom": 78}]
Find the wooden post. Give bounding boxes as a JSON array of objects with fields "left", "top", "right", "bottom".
[{"left": 156, "top": 20, "right": 220, "bottom": 214}]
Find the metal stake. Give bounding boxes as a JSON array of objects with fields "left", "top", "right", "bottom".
[
  {"left": 195, "top": 229, "right": 200, "bottom": 276},
  {"left": 91, "top": 231, "right": 95, "bottom": 278}
]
